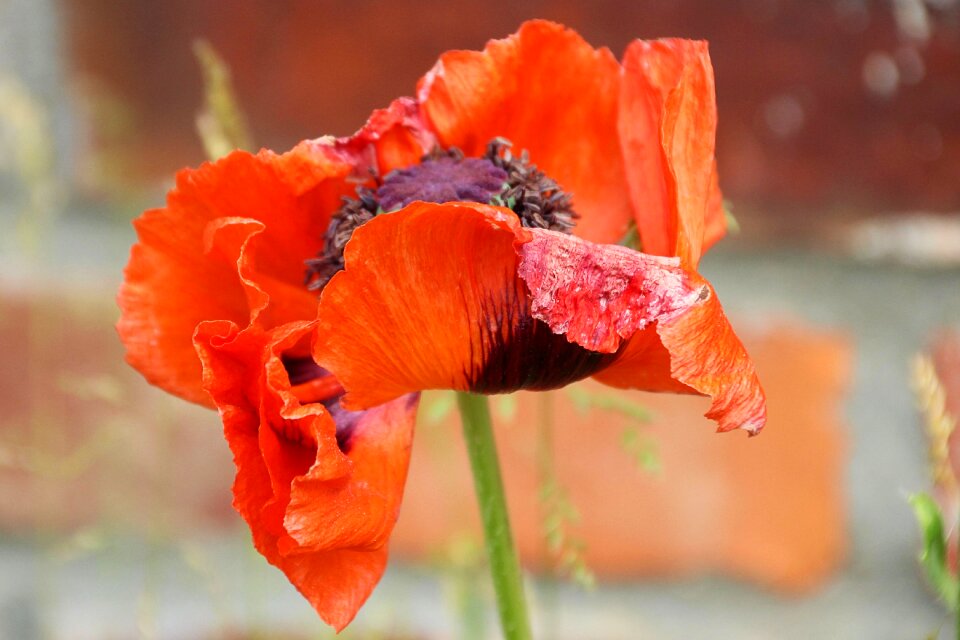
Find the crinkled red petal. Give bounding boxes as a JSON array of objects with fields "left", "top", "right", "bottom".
[
  {"left": 619, "top": 38, "right": 725, "bottom": 267},
  {"left": 416, "top": 19, "right": 632, "bottom": 244},
  {"left": 315, "top": 202, "right": 526, "bottom": 408},
  {"left": 117, "top": 146, "right": 354, "bottom": 406},
  {"left": 194, "top": 319, "right": 417, "bottom": 631},
  {"left": 517, "top": 228, "right": 698, "bottom": 354},
  {"left": 516, "top": 230, "right": 766, "bottom": 434}
]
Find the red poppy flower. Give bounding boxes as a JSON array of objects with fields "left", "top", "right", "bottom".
[{"left": 118, "top": 20, "right": 766, "bottom": 631}]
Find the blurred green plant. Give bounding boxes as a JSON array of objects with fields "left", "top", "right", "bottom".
[
  {"left": 421, "top": 390, "right": 518, "bottom": 426},
  {"left": 723, "top": 200, "right": 740, "bottom": 236},
  {"left": 421, "top": 390, "right": 456, "bottom": 425},
  {"left": 46, "top": 526, "right": 109, "bottom": 564},
  {"left": 420, "top": 382, "right": 660, "bottom": 593},
  {"left": 0, "top": 73, "right": 63, "bottom": 259},
  {"left": 567, "top": 385, "right": 654, "bottom": 423},
  {"left": 194, "top": 40, "right": 254, "bottom": 159},
  {"left": 621, "top": 425, "right": 661, "bottom": 475},
  {"left": 909, "top": 352, "right": 960, "bottom": 637},
  {"left": 567, "top": 385, "right": 660, "bottom": 475},
  {"left": 177, "top": 541, "right": 233, "bottom": 635},
  {"left": 618, "top": 220, "right": 640, "bottom": 250},
  {"left": 57, "top": 372, "right": 125, "bottom": 406},
  {"left": 536, "top": 393, "right": 595, "bottom": 591},
  {"left": 538, "top": 475, "right": 594, "bottom": 589},
  {"left": 910, "top": 493, "right": 958, "bottom": 606},
  {"left": 432, "top": 533, "right": 490, "bottom": 640}
]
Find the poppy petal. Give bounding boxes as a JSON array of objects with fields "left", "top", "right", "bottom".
[
  {"left": 517, "top": 231, "right": 765, "bottom": 434},
  {"left": 593, "top": 277, "right": 766, "bottom": 435},
  {"left": 326, "top": 96, "right": 436, "bottom": 177},
  {"left": 516, "top": 228, "right": 700, "bottom": 354},
  {"left": 316, "top": 202, "right": 618, "bottom": 408},
  {"left": 118, "top": 145, "right": 354, "bottom": 405},
  {"left": 416, "top": 20, "right": 632, "bottom": 244},
  {"left": 194, "top": 319, "right": 417, "bottom": 631},
  {"left": 284, "top": 394, "right": 418, "bottom": 552},
  {"left": 591, "top": 324, "right": 694, "bottom": 395},
  {"left": 315, "top": 202, "right": 519, "bottom": 407},
  {"left": 619, "top": 38, "right": 724, "bottom": 267}
]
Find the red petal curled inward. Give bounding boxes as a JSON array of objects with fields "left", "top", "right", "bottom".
[
  {"left": 519, "top": 231, "right": 766, "bottom": 435},
  {"left": 618, "top": 38, "right": 725, "bottom": 267},
  {"left": 194, "top": 319, "right": 417, "bottom": 631},
  {"left": 416, "top": 19, "right": 632, "bottom": 244},
  {"left": 117, "top": 145, "right": 355, "bottom": 406}
]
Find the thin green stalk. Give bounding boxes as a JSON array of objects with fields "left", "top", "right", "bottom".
[{"left": 456, "top": 392, "right": 532, "bottom": 640}]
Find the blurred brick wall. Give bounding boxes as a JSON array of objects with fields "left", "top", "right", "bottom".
[
  {"left": 0, "top": 284, "right": 849, "bottom": 592},
  {"left": 65, "top": 0, "right": 960, "bottom": 213},
  {"left": 0, "top": 292, "right": 235, "bottom": 535}
]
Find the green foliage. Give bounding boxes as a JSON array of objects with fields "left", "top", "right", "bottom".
[
  {"left": 909, "top": 492, "right": 958, "bottom": 609},
  {"left": 420, "top": 391, "right": 518, "bottom": 429}
]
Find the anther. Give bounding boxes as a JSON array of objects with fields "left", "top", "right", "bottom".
[{"left": 484, "top": 139, "right": 578, "bottom": 232}]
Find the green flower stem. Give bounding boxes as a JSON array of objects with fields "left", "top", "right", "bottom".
[{"left": 456, "top": 392, "right": 533, "bottom": 640}]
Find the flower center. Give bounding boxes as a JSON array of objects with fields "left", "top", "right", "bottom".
[
  {"left": 377, "top": 149, "right": 507, "bottom": 212},
  {"left": 306, "top": 138, "right": 578, "bottom": 291}
]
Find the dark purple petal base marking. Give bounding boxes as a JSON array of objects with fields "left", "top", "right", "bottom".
[
  {"left": 466, "top": 272, "right": 617, "bottom": 394},
  {"left": 282, "top": 355, "right": 364, "bottom": 453}
]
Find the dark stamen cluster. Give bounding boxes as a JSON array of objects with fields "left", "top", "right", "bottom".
[
  {"left": 305, "top": 187, "right": 377, "bottom": 291},
  {"left": 305, "top": 138, "right": 578, "bottom": 293},
  {"left": 485, "top": 137, "right": 577, "bottom": 233}
]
